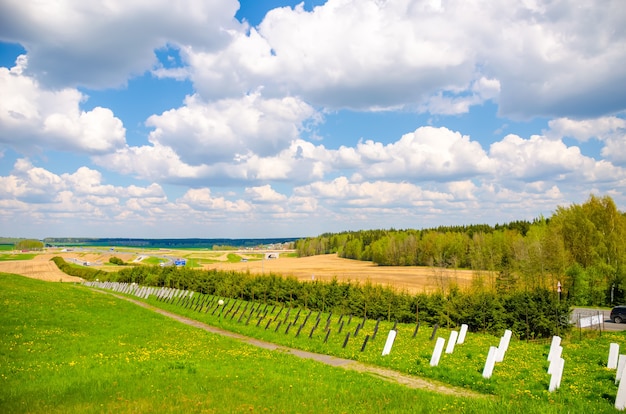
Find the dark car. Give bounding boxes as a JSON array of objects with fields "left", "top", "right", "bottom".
[{"left": 610, "top": 306, "right": 626, "bottom": 323}]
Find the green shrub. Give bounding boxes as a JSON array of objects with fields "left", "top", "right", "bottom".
[
  {"left": 51, "top": 256, "right": 108, "bottom": 281},
  {"left": 108, "top": 256, "right": 125, "bottom": 265}
]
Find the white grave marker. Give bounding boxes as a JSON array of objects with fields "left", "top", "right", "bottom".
[
  {"left": 457, "top": 324, "right": 468, "bottom": 344},
  {"left": 609, "top": 343, "right": 620, "bottom": 369},
  {"left": 430, "top": 337, "right": 446, "bottom": 367},
  {"left": 547, "top": 346, "right": 563, "bottom": 375},
  {"left": 482, "top": 346, "right": 498, "bottom": 379},
  {"left": 548, "top": 357, "right": 564, "bottom": 392},
  {"left": 617, "top": 355, "right": 626, "bottom": 384},
  {"left": 617, "top": 374, "right": 626, "bottom": 410},
  {"left": 547, "top": 336, "right": 562, "bottom": 362},
  {"left": 381, "top": 330, "right": 397, "bottom": 356},
  {"left": 496, "top": 329, "right": 512, "bottom": 362},
  {"left": 445, "top": 331, "right": 459, "bottom": 354}
]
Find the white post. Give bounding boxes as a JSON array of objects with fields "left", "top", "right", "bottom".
[
  {"left": 547, "top": 336, "right": 562, "bottom": 362},
  {"left": 496, "top": 329, "right": 512, "bottom": 362},
  {"left": 617, "top": 355, "right": 626, "bottom": 384},
  {"left": 381, "top": 330, "right": 397, "bottom": 356},
  {"left": 482, "top": 346, "right": 498, "bottom": 379},
  {"left": 609, "top": 343, "right": 620, "bottom": 369},
  {"left": 457, "top": 324, "right": 468, "bottom": 344},
  {"left": 547, "top": 346, "right": 563, "bottom": 375},
  {"left": 430, "top": 337, "right": 446, "bottom": 367},
  {"left": 548, "top": 357, "right": 564, "bottom": 392},
  {"left": 445, "top": 331, "right": 459, "bottom": 354},
  {"left": 617, "top": 374, "right": 626, "bottom": 410}
]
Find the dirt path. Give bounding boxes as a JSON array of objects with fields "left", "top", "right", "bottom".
[{"left": 102, "top": 290, "right": 484, "bottom": 399}]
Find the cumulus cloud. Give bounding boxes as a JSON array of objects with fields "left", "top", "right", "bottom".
[
  {"left": 181, "top": 0, "right": 626, "bottom": 118},
  {"left": 0, "top": 159, "right": 167, "bottom": 216},
  {"left": 295, "top": 176, "right": 452, "bottom": 207},
  {"left": 0, "top": 0, "right": 241, "bottom": 88},
  {"left": 489, "top": 133, "right": 626, "bottom": 183},
  {"left": 178, "top": 188, "right": 251, "bottom": 213},
  {"left": 546, "top": 116, "right": 626, "bottom": 165},
  {"left": 0, "top": 56, "right": 126, "bottom": 155},
  {"left": 245, "top": 185, "right": 288, "bottom": 203},
  {"left": 146, "top": 92, "right": 318, "bottom": 165},
  {"left": 346, "top": 126, "right": 494, "bottom": 180}
]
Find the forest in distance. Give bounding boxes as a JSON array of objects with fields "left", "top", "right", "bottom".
[{"left": 296, "top": 194, "right": 626, "bottom": 307}]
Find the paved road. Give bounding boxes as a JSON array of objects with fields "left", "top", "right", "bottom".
[{"left": 571, "top": 307, "right": 626, "bottom": 332}]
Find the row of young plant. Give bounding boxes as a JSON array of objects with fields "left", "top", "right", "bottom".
[{"left": 71, "top": 258, "right": 570, "bottom": 339}]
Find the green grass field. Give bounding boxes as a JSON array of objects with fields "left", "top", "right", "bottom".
[
  {"left": 0, "top": 273, "right": 495, "bottom": 413},
  {"left": 2, "top": 273, "right": 624, "bottom": 413},
  {"left": 0, "top": 253, "right": 36, "bottom": 261},
  {"left": 140, "top": 289, "right": 625, "bottom": 413}
]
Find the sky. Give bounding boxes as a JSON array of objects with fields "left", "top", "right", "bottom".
[{"left": 0, "top": 0, "right": 625, "bottom": 239}]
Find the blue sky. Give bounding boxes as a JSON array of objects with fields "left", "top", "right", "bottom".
[{"left": 1, "top": 0, "right": 625, "bottom": 239}]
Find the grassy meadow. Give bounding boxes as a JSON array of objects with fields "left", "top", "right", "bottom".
[
  {"left": 2, "top": 273, "right": 625, "bottom": 413},
  {"left": 1, "top": 273, "right": 489, "bottom": 413},
  {"left": 142, "top": 288, "right": 625, "bottom": 413},
  {"left": 0, "top": 253, "right": 36, "bottom": 261}
]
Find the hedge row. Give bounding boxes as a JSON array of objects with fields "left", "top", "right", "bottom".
[
  {"left": 51, "top": 257, "right": 108, "bottom": 281},
  {"left": 83, "top": 264, "right": 571, "bottom": 339}
]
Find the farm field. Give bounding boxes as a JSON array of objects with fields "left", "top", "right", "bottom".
[
  {"left": 208, "top": 254, "right": 476, "bottom": 293},
  {"left": 0, "top": 249, "right": 478, "bottom": 293},
  {"left": 0, "top": 254, "right": 82, "bottom": 282}
]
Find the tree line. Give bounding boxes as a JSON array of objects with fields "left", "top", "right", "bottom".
[{"left": 295, "top": 194, "right": 626, "bottom": 307}]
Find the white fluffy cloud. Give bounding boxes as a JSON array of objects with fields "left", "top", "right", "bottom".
[
  {"left": 178, "top": 188, "right": 251, "bottom": 213},
  {"left": 146, "top": 92, "right": 317, "bottom": 165},
  {"left": 295, "top": 176, "right": 452, "bottom": 207},
  {"left": 489, "top": 133, "right": 625, "bottom": 183},
  {"left": 0, "top": 56, "right": 126, "bottom": 154},
  {"left": 546, "top": 116, "right": 626, "bottom": 165},
  {"left": 183, "top": 0, "right": 626, "bottom": 118},
  {"left": 0, "top": 159, "right": 166, "bottom": 212},
  {"left": 348, "top": 126, "right": 494, "bottom": 180},
  {"left": 0, "top": 0, "right": 241, "bottom": 88}
]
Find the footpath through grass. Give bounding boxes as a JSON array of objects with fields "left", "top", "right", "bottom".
[
  {"left": 3, "top": 274, "right": 625, "bottom": 413},
  {"left": 137, "top": 287, "right": 625, "bottom": 413},
  {"left": 1, "top": 273, "right": 493, "bottom": 413}
]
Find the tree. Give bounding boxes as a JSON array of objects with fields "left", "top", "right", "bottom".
[{"left": 14, "top": 239, "right": 44, "bottom": 251}]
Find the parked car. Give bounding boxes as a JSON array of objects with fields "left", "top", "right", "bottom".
[{"left": 610, "top": 306, "right": 626, "bottom": 323}]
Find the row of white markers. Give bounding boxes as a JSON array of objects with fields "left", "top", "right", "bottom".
[
  {"left": 398, "top": 325, "right": 626, "bottom": 411},
  {"left": 609, "top": 342, "right": 626, "bottom": 410},
  {"left": 86, "top": 282, "right": 625, "bottom": 408}
]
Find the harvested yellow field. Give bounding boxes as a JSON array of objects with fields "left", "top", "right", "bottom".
[
  {"left": 0, "top": 254, "right": 83, "bottom": 282},
  {"left": 1, "top": 250, "right": 483, "bottom": 293},
  {"left": 207, "top": 253, "right": 478, "bottom": 293}
]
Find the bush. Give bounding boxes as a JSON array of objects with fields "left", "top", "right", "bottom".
[
  {"left": 109, "top": 256, "right": 125, "bottom": 265},
  {"left": 51, "top": 257, "right": 108, "bottom": 281}
]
